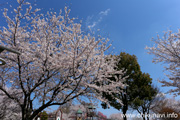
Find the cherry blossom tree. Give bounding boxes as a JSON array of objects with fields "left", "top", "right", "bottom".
[
  {"left": 146, "top": 30, "right": 180, "bottom": 96},
  {"left": 0, "top": 0, "right": 125, "bottom": 120},
  {"left": 0, "top": 88, "right": 21, "bottom": 120},
  {"left": 151, "top": 97, "right": 180, "bottom": 120}
]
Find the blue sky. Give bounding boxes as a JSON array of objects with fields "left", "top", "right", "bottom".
[{"left": 1, "top": 0, "right": 180, "bottom": 117}]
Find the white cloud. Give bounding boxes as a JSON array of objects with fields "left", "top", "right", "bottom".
[
  {"left": 86, "top": 8, "right": 110, "bottom": 29},
  {"left": 89, "top": 22, "right": 97, "bottom": 28},
  {"left": 99, "top": 9, "right": 110, "bottom": 16}
]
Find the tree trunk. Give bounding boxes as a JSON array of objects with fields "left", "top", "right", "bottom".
[
  {"left": 147, "top": 108, "right": 149, "bottom": 120},
  {"left": 21, "top": 107, "right": 35, "bottom": 120},
  {"left": 122, "top": 97, "right": 128, "bottom": 120},
  {"left": 142, "top": 110, "right": 146, "bottom": 120},
  {"left": 122, "top": 107, "right": 127, "bottom": 120},
  {"left": 143, "top": 116, "right": 146, "bottom": 120},
  {"left": 22, "top": 112, "right": 31, "bottom": 120}
]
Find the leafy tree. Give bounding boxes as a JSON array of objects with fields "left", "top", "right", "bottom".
[
  {"left": 0, "top": 0, "right": 126, "bottom": 120},
  {"left": 130, "top": 74, "right": 158, "bottom": 120},
  {"left": 40, "top": 111, "right": 48, "bottom": 120},
  {"left": 146, "top": 30, "right": 180, "bottom": 96},
  {"left": 101, "top": 53, "right": 157, "bottom": 120},
  {"left": 101, "top": 52, "right": 141, "bottom": 120}
]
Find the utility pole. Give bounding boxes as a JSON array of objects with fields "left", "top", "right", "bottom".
[{"left": 0, "top": 45, "right": 20, "bottom": 65}]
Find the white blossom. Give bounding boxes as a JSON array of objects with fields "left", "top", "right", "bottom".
[
  {"left": 0, "top": 87, "right": 21, "bottom": 120},
  {"left": 0, "top": 0, "right": 126, "bottom": 119},
  {"left": 146, "top": 30, "right": 180, "bottom": 96}
]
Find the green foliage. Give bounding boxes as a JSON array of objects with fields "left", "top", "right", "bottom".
[
  {"left": 40, "top": 111, "right": 48, "bottom": 120},
  {"left": 130, "top": 73, "right": 158, "bottom": 120},
  {"left": 101, "top": 52, "right": 141, "bottom": 112},
  {"left": 101, "top": 52, "right": 157, "bottom": 120},
  {"left": 131, "top": 73, "right": 157, "bottom": 106}
]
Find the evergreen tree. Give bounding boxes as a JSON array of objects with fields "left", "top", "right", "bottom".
[
  {"left": 101, "top": 52, "right": 157, "bottom": 120},
  {"left": 130, "top": 73, "right": 158, "bottom": 120},
  {"left": 40, "top": 111, "right": 48, "bottom": 120},
  {"left": 101, "top": 52, "right": 141, "bottom": 120}
]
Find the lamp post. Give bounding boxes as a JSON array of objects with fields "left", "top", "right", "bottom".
[
  {"left": 0, "top": 45, "right": 20, "bottom": 66},
  {"left": 76, "top": 109, "right": 83, "bottom": 120},
  {"left": 87, "top": 105, "right": 96, "bottom": 120},
  {"left": 0, "top": 57, "right": 6, "bottom": 65}
]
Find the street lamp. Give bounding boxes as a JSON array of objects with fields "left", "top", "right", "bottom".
[
  {"left": 0, "top": 45, "right": 20, "bottom": 66},
  {"left": 76, "top": 109, "right": 83, "bottom": 120},
  {"left": 0, "top": 57, "right": 6, "bottom": 65},
  {"left": 87, "top": 105, "right": 96, "bottom": 120}
]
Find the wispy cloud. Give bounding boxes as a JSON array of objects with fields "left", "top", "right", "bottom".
[
  {"left": 86, "top": 8, "right": 111, "bottom": 29},
  {"left": 99, "top": 9, "right": 110, "bottom": 16}
]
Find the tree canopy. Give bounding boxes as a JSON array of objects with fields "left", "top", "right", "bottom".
[
  {"left": 146, "top": 30, "right": 180, "bottom": 96},
  {"left": 100, "top": 52, "right": 141, "bottom": 120},
  {"left": 0, "top": 0, "right": 126, "bottom": 120},
  {"left": 130, "top": 75, "right": 158, "bottom": 120},
  {"left": 40, "top": 111, "right": 48, "bottom": 120},
  {"left": 101, "top": 52, "right": 157, "bottom": 120}
]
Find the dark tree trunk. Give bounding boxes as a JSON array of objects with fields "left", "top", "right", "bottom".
[
  {"left": 143, "top": 115, "right": 146, "bottom": 120},
  {"left": 122, "top": 106, "right": 127, "bottom": 120},
  {"left": 147, "top": 108, "right": 150, "bottom": 120},
  {"left": 142, "top": 109, "right": 146, "bottom": 120},
  {"left": 122, "top": 94, "right": 128, "bottom": 120}
]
